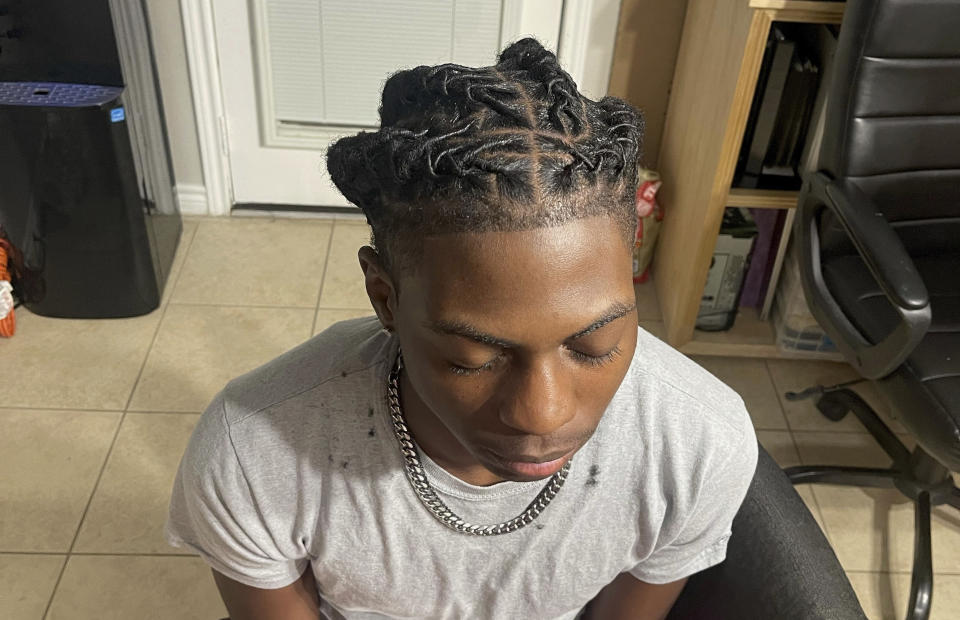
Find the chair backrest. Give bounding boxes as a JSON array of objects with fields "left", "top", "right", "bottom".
[{"left": 818, "top": 0, "right": 960, "bottom": 258}]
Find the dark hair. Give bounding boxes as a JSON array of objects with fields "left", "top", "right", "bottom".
[{"left": 326, "top": 38, "right": 643, "bottom": 273}]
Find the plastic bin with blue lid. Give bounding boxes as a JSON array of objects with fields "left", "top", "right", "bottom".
[{"left": 0, "top": 80, "right": 179, "bottom": 318}]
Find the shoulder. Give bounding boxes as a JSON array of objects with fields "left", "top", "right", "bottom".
[
  {"left": 608, "top": 328, "right": 758, "bottom": 578},
  {"left": 631, "top": 327, "right": 750, "bottom": 432},
  {"left": 170, "top": 316, "right": 394, "bottom": 534},
  {"left": 621, "top": 327, "right": 755, "bottom": 436},
  {"left": 615, "top": 326, "right": 758, "bottom": 498},
  {"left": 220, "top": 315, "right": 389, "bottom": 425}
]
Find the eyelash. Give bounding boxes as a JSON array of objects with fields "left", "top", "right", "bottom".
[
  {"left": 569, "top": 345, "right": 622, "bottom": 367},
  {"left": 448, "top": 346, "right": 622, "bottom": 376},
  {"left": 449, "top": 356, "right": 501, "bottom": 376}
]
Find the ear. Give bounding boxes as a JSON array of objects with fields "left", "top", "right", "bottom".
[{"left": 358, "top": 246, "right": 397, "bottom": 330}]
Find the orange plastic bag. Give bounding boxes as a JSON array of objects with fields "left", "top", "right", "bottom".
[{"left": 0, "top": 242, "right": 16, "bottom": 337}]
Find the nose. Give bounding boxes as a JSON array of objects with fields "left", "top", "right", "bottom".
[{"left": 498, "top": 355, "right": 575, "bottom": 436}]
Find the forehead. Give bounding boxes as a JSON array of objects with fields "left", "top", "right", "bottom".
[{"left": 400, "top": 217, "right": 633, "bottom": 334}]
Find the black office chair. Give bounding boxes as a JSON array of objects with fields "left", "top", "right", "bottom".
[
  {"left": 667, "top": 446, "right": 866, "bottom": 619},
  {"left": 789, "top": 1, "right": 960, "bottom": 619}
]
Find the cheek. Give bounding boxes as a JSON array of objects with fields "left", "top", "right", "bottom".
[{"left": 427, "top": 376, "right": 492, "bottom": 419}]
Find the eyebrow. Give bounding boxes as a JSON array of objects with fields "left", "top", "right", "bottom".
[{"left": 424, "top": 301, "right": 637, "bottom": 348}]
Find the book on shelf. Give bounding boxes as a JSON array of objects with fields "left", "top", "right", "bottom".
[
  {"left": 739, "top": 208, "right": 788, "bottom": 310},
  {"left": 728, "top": 24, "right": 839, "bottom": 324},
  {"left": 733, "top": 24, "right": 830, "bottom": 191},
  {"left": 758, "top": 24, "right": 838, "bottom": 321},
  {"left": 737, "top": 27, "right": 795, "bottom": 189},
  {"left": 764, "top": 57, "right": 819, "bottom": 180},
  {"left": 759, "top": 208, "right": 796, "bottom": 321}
]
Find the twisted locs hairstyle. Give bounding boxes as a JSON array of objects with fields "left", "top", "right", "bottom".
[{"left": 327, "top": 38, "right": 644, "bottom": 274}]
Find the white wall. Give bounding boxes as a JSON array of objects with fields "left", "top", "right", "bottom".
[{"left": 144, "top": 0, "right": 205, "bottom": 190}]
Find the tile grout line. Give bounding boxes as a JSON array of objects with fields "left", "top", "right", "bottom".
[
  {"left": 771, "top": 366, "right": 915, "bottom": 560},
  {"left": 40, "top": 220, "right": 202, "bottom": 620},
  {"left": 158, "top": 301, "right": 371, "bottom": 310},
  {"left": 169, "top": 216, "right": 333, "bottom": 310},
  {"left": 162, "top": 218, "right": 202, "bottom": 307},
  {"left": 0, "top": 551, "right": 200, "bottom": 558},
  {"left": 763, "top": 359, "right": 795, "bottom": 434},
  {"left": 0, "top": 405, "right": 202, "bottom": 415},
  {"left": 0, "top": 405, "right": 125, "bottom": 413},
  {"left": 167, "top": 301, "right": 319, "bottom": 309},
  {"left": 760, "top": 359, "right": 804, "bottom": 468},
  {"left": 762, "top": 359, "right": 837, "bottom": 548},
  {"left": 311, "top": 221, "right": 338, "bottom": 336}
]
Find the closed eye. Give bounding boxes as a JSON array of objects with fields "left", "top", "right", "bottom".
[
  {"left": 449, "top": 354, "right": 505, "bottom": 376},
  {"left": 567, "top": 345, "right": 622, "bottom": 367},
  {"left": 449, "top": 345, "right": 622, "bottom": 376}
]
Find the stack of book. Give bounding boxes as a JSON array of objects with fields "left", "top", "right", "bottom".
[{"left": 734, "top": 25, "right": 828, "bottom": 190}]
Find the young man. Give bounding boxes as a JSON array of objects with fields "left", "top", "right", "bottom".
[{"left": 165, "top": 39, "right": 757, "bottom": 619}]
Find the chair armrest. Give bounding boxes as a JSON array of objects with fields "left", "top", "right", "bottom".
[
  {"left": 795, "top": 172, "right": 931, "bottom": 379},
  {"left": 823, "top": 177, "right": 928, "bottom": 309}
]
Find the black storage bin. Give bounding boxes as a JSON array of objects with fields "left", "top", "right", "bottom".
[
  {"left": 0, "top": 0, "right": 181, "bottom": 319},
  {"left": 0, "top": 83, "right": 177, "bottom": 318}
]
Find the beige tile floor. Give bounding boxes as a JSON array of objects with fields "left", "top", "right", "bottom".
[{"left": 1, "top": 215, "right": 957, "bottom": 619}]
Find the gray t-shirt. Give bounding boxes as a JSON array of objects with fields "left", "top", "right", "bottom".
[{"left": 165, "top": 317, "right": 757, "bottom": 619}]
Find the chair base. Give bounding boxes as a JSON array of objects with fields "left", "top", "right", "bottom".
[{"left": 784, "top": 388, "right": 960, "bottom": 620}]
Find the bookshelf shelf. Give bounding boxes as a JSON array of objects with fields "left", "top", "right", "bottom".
[
  {"left": 652, "top": 0, "right": 845, "bottom": 354},
  {"left": 726, "top": 188, "right": 799, "bottom": 209},
  {"left": 633, "top": 284, "right": 842, "bottom": 360},
  {"left": 682, "top": 308, "right": 780, "bottom": 358},
  {"left": 680, "top": 310, "right": 839, "bottom": 360},
  {"left": 749, "top": 1, "right": 846, "bottom": 24}
]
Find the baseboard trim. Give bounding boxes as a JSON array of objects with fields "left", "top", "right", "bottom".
[{"left": 175, "top": 183, "right": 209, "bottom": 215}]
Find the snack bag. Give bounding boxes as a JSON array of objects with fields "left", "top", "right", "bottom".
[
  {"left": 0, "top": 243, "right": 15, "bottom": 337},
  {"left": 632, "top": 169, "right": 663, "bottom": 283}
]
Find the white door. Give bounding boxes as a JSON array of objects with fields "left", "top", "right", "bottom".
[{"left": 213, "top": 0, "right": 565, "bottom": 208}]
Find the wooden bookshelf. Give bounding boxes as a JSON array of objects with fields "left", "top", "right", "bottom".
[{"left": 651, "top": 0, "right": 845, "bottom": 356}]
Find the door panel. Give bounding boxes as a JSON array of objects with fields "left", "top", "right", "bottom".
[{"left": 214, "top": 0, "right": 563, "bottom": 208}]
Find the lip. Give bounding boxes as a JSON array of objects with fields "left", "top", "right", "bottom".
[{"left": 483, "top": 447, "right": 575, "bottom": 478}]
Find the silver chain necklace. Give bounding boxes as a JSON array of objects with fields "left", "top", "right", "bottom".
[{"left": 387, "top": 350, "right": 571, "bottom": 536}]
